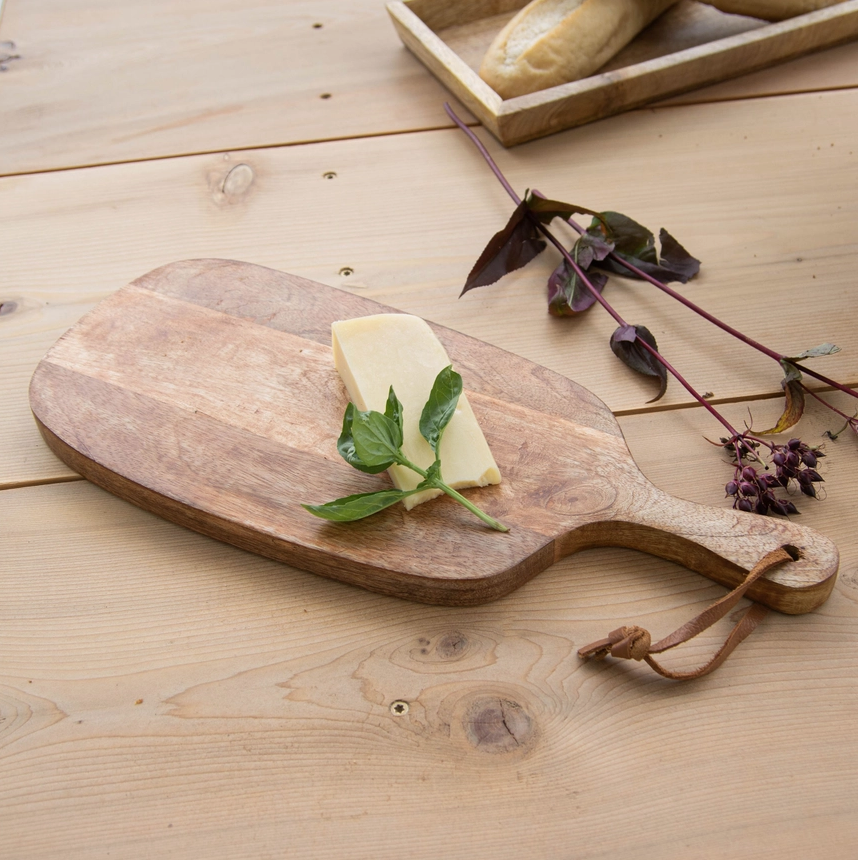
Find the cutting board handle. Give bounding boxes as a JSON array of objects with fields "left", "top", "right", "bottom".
[{"left": 567, "top": 486, "right": 839, "bottom": 615}]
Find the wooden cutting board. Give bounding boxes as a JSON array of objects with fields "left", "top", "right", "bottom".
[{"left": 29, "top": 259, "right": 839, "bottom": 613}]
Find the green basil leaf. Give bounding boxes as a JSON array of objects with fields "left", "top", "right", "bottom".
[
  {"left": 352, "top": 409, "right": 402, "bottom": 467},
  {"left": 302, "top": 488, "right": 418, "bottom": 522},
  {"left": 384, "top": 386, "right": 404, "bottom": 437},
  {"left": 419, "top": 366, "right": 462, "bottom": 455},
  {"left": 336, "top": 403, "right": 390, "bottom": 474},
  {"left": 421, "top": 461, "right": 443, "bottom": 486}
]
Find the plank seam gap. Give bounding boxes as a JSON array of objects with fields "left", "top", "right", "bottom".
[
  {"left": 613, "top": 382, "right": 858, "bottom": 419},
  {"left": 2, "top": 83, "right": 856, "bottom": 179},
  {"left": 0, "top": 474, "right": 83, "bottom": 492},
  {"left": 0, "top": 122, "right": 479, "bottom": 180},
  {"left": 654, "top": 82, "right": 858, "bottom": 111}
]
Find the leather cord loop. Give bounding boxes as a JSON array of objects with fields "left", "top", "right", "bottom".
[{"left": 578, "top": 546, "right": 796, "bottom": 681}]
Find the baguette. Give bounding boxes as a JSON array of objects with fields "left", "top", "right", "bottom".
[
  {"left": 479, "top": 0, "right": 679, "bottom": 99},
  {"left": 700, "top": 0, "right": 845, "bottom": 21}
]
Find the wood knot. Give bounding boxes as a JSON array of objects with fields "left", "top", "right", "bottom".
[
  {"left": 221, "top": 163, "right": 255, "bottom": 200},
  {"left": 435, "top": 631, "right": 468, "bottom": 660},
  {"left": 463, "top": 697, "right": 534, "bottom": 754}
]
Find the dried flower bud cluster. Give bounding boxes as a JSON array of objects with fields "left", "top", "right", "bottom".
[{"left": 722, "top": 435, "right": 825, "bottom": 516}]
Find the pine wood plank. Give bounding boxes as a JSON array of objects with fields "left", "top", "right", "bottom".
[
  {"left": 2, "top": 394, "right": 857, "bottom": 857},
  {"left": 3, "top": 90, "right": 856, "bottom": 487},
  {"left": 0, "top": 0, "right": 857, "bottom": 174}
]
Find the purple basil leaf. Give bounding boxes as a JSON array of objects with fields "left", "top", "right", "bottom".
[
  {"left": 547, "top": 259, "right": 608, "bottom": 316},
  {"left": 588, "top": 212, "right": 700, "bottom": 284},
  {"left": 609, "top": 324, "right": 668, "bottom": 402},
  {"left": 656, "top": 229, "right": 701, "bottom": 283},
  {"left": 461, "top": 201, "right": 545, "bottom": 295},
  {"left": 571, "top": 230, "right": 615, "bottom": 271},
  {"left": 588, "top": 212, "right": 656, "bottom": 267},
  {"left": 524, "top": 193, "right": 607, "bottom": 228}
]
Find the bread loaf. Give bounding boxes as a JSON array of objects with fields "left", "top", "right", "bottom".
[
  {"left": 701, "top": 0, "right": 845, "bottom": 21},
  {"left": 479, "top": 0, "right": 679, "bottom": 99}
]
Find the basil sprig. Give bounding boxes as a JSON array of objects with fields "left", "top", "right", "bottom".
[{"left": 303, "top": 366, "right": 508, "bottom": 532}]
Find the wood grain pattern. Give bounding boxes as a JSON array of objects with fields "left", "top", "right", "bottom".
[
  {"left": 2, "top": 476, "right": 857, "bottom": 860},
  {"left": 3, "top": 90, "right": 857, "bottom": 489},
  {"left": 390, "top": 0, "right": 858, "bottom": 144},
  {"left": 2, "top": 0, "right": 858, "bottom": 174},
  {"left": 29, "top": 260, "right": 838, "bottom": 611},
  {"left": 4, "top": 0, "right": 858, "bottom": 856}
]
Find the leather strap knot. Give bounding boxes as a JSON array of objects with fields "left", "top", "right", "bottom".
[
  {"left": 580, "top": 626, "right": 652, "bottom": 662},
  {"left": 608, "top": 626, "right": 652, "bottom": 661},
  {"left": 578, "top": 546, "right": 797, "bottom": 681}
]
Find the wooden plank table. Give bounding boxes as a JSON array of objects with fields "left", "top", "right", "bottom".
[{"left": 2, "top": 1, "right": 857, "bottom": 857}]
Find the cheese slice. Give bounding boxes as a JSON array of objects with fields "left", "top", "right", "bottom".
[{"left": 332, "top": 314, "right": 501, "bottom": 510}]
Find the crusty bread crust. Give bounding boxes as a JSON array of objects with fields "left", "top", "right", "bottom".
[
  {"left": 701, "top": 0, "right": 844, "bottom": 21},
  {"left": 479, "top": 0, "right": 679, "bottom": 99}
]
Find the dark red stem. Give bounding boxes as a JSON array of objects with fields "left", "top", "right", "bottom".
[
  {"left": 444, "top": 104, "right": 740, "bottom": 438},
  {"left": 534, "top": 197, "right": 858, "bottom": 401},
  {"left": 802, "top": 382, "right": 858, "bottom": 424}
]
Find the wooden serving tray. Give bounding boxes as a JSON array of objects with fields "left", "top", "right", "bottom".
[
  {"left": 388, "top": 0, "right": 858, "bottom": 145},
  {"left": 30, "top": 260, "right": 838, "bottom": 612}
]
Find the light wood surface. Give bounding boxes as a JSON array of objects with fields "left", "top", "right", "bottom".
[
  {"left": 2, "top": 0, "right": 858, "bottom": 174},
  {"left": 2, "top": 0, "right": 858, "bottom": 857},
  {"left": 2, "top": 89, "right": 856, "bottom": 489}
]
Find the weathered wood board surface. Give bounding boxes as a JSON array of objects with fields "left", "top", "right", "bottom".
[
  {"left": 0, "top": 0, "right": 857, "bottom": 173},
  {"left": 3, "top": 437, "right": 858, "bottom": 859},
  {"left": 2, "top": 0, "right": 858, "bottom": 857},
  {"left": 2, "top": 90, "right": 856, "bottom": 489}
]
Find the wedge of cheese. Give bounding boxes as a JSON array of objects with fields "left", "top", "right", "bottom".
[{"left": 331, "top": 314, "right": 501, "bottom": 510}]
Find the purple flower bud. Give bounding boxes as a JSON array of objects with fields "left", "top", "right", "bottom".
[
  {"left": 739, "top": 481, "right": 758, "bottom": 497},
  {"left": 804, "top": 468, "right": 823, "bottom": 483},
  {"left": 785, "top": 451, "right": 800, "bottom": 469},
  {"left": 772, "top": 499, "right": 799, "bottom": 515},
  {"left": 741, "top": 466, "right": 757, "bottom": 482},
  {"left": 754, "top": 498, "right": 769, "bottom": 515},
  {"left": 725, "top": 481, "right": 739, "bottom": 496},
  {"left": 801, "top": 451, "right": 817, "bottom": 467},
  {"left": 772, "top": 451, "right": 786, "bottom": 467},
  {"left": 788, "top": 438, "right": 802, "bottom": 450},
  {"left": 800, "top": 482, "right": 817, "bottom": 498},
  {"left": 736, "top": 498, "right": 754, "bottom": 513}
]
